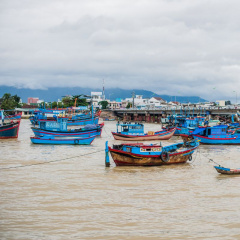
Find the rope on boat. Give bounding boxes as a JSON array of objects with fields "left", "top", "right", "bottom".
[
  {"left": 209, "top": 159, "right": 222, "bottom": 167},
  {"left": 0, "top": 149, "right": 105, "bottom": 171}
]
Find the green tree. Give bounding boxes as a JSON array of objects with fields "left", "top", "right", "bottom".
[
  {"left": 0, "top": 93, "right": 21, "bottom": 110},
  {"left": 52, "top": 101, "right": 58, "bottom": 108},
  {"left": 99, "top": 100, "right": 108, "bottom": 109},
  {"left": 72, "top": 95, "right": 88, "bottom": 106},
  {"left": 62, "top": 96, "right": 73, "bottom": 108},
  {"left": 77, "top": 98, "right": 88, "bottom": 106},
  {"left": 126, "top": 102, "right": 132, "bottom": 109}
]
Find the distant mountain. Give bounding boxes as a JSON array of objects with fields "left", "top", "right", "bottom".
[{"left": 0, "top": 86, "right": 208, "bottom": 103}]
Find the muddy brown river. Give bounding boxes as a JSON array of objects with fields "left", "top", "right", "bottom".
[{"left": 1, "top": 119, "right": 240, "bottom": 239}]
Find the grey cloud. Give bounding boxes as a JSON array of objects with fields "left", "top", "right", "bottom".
[{"left": 0, "top": 0, "right": 240, "bottom": 101}]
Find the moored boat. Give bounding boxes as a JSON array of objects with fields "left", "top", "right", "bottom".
[
  {"left": 0, "top": 121, "right": 21, "bottom": 139},
  {"left": 191, "top": 125, "right": 240, "bottom": 144},
  {"left": 0, "top": 110, "right": 21, "bottom": 139},
  {"left": 31, "top": 117, "right": 104, "bottom": 137},
  {"left": 107, "top": 140, "right": 199, "bottom": 166},
  {"left": 214, "top": 166, "right": 240, "bottom": 175},
  {"left": 112, "top": 122, "right": 175, "bottom": 141}
]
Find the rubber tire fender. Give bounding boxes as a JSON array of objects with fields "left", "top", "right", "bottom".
[
  {"left": 160, "top": 151, "right": 170, "bottom": 163},
  {"left": 74, "top": 139, "right": 79, "bottom": 144}
]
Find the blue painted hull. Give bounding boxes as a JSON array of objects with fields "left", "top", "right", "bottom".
[
  {"left": 31, "top": 125, "right": 102, "bottom": 137},
  {"left": 30, "top": 135, "right": 96, "bottom": 145},
  {"left": 0, "top": 121, "right": 20, "bottom": 139},
  {"left": 193, "top": 135, "right": 240, "bottom": 144}
]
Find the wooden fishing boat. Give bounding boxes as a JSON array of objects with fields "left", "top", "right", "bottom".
[
  {"left": 191, "top": 125, "right": 240, "bottom": 144},
  {"left": 31, "top": 116, "right": 104, "bottom": 137},
  {"left": 0, "top": 110, "right": 21, "bottom": 138},
  {"left": 0, "top": 121, "right": 21, "bottom": 139},
  {"left": 107, "top": 140, "right": 199, "bottom": 166},
  {"left": 112, "top": 122, "right": 176, "bottom": 141},
  {"left": 32, "top": 121, "right": 104, "bottom": 137},
  {"left": 214, "top": 166, "right": 240, "bottom": 175},
  {"left": 30, "top": 135, "right": 96, "bottom": 145}
]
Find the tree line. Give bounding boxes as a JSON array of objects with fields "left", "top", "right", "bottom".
[{"left": 0, "top": 93, "right": 109, "bottom": 110}]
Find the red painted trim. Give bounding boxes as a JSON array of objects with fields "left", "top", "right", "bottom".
[{"left": 0, "top": 136, "right": 18, "bottom": 139}]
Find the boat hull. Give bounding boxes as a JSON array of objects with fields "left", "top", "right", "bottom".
[
  {"left": 112, "top": 128, "right": 175, "bottom": 141},
  {"left": 193, "top": 135, "right": 240, "bottom": 144},
  {"left": 30, "top": 135, "right": 96, "bottom": 145},
  {"left": 0, "top": 121, "right": 20, "bottom": 139},
  {"left": 31, "top": 123, "right": 103, "bottom": 137},
  {"left": 214, "top": 166, "right": 240, "bottom": 174},
  {"left": 109, "top": 147, "right": 196, "bottom": 166}
]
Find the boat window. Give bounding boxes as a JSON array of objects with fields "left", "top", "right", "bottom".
[
  {"left": 222, "top": 128, "right": 226, "bottom": 132},
  {"left": 126, "top": 147, "right": 131, "bottom": 152}
]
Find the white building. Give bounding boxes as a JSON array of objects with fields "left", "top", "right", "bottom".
[
  {"left": 91, "top": 92, "right": 104, "bottom": 108},
  {"left": 125, "top": 95, "right": 149, "bottom": 109},
  {"left": 216, "top": 100, "right": 226, "bottom": 107},
  {"left": 148, "top": 97, "right": 167, "bottom": 108}
]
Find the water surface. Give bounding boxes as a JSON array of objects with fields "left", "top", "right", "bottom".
[{"left": 1, "top": 120, "right": 240, "bottom": 239}]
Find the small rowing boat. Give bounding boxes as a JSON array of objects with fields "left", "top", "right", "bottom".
[{"left": 214, "top": 166, "right": 240, "bottom": 175}]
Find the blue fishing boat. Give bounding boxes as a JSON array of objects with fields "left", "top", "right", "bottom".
[
  {"left": 190, "top": 125, "right": 240, "bottom": 144},
  {"left": 30, "top": 109, "right": 66, "bottom": 125},
  {"left": 0, "top": 110, "right": 21, "bottom": 139},
  {"left": 112, "top": 122, "right": 175, "bottom": 141},
  {"left": 31, "top": 117, "right": 104, "bottom": 137},
  {"left": 107, "top": 140, "right": 199, "bottom": 166},
  {"left": 30, "top": 107, "right": 99, "bottom": 126},
  {"left": 30, "top": 135, "right": 96, "bottom": 145},
  {"left": 172, "top": 116, "right": 206, "bottom": 135}
]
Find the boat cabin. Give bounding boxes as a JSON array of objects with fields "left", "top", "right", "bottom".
[
  {"left": 38, "top": 117, "right": 68, "bottom": 131},
  {"left": 116, "top": 122, "right": 145, "bottom": 135},
  {"left": 193, "top": 125, "right": 229, "bottom": 137}
]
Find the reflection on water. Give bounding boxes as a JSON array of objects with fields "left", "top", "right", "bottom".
[{"left": 1, "top": 120, "right": 240, "bottom": 239}]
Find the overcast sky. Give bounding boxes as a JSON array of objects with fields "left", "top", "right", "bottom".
[{"left": 0, "top": 0, "right": 240, "bottom": 101}]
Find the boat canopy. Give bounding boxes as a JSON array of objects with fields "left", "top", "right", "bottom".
[
  {"left": 117, "top": 122, "right": 144, "bottom": 134},
  {"left": 39, "top": 117, "right": 68, "bottom": 131}
]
